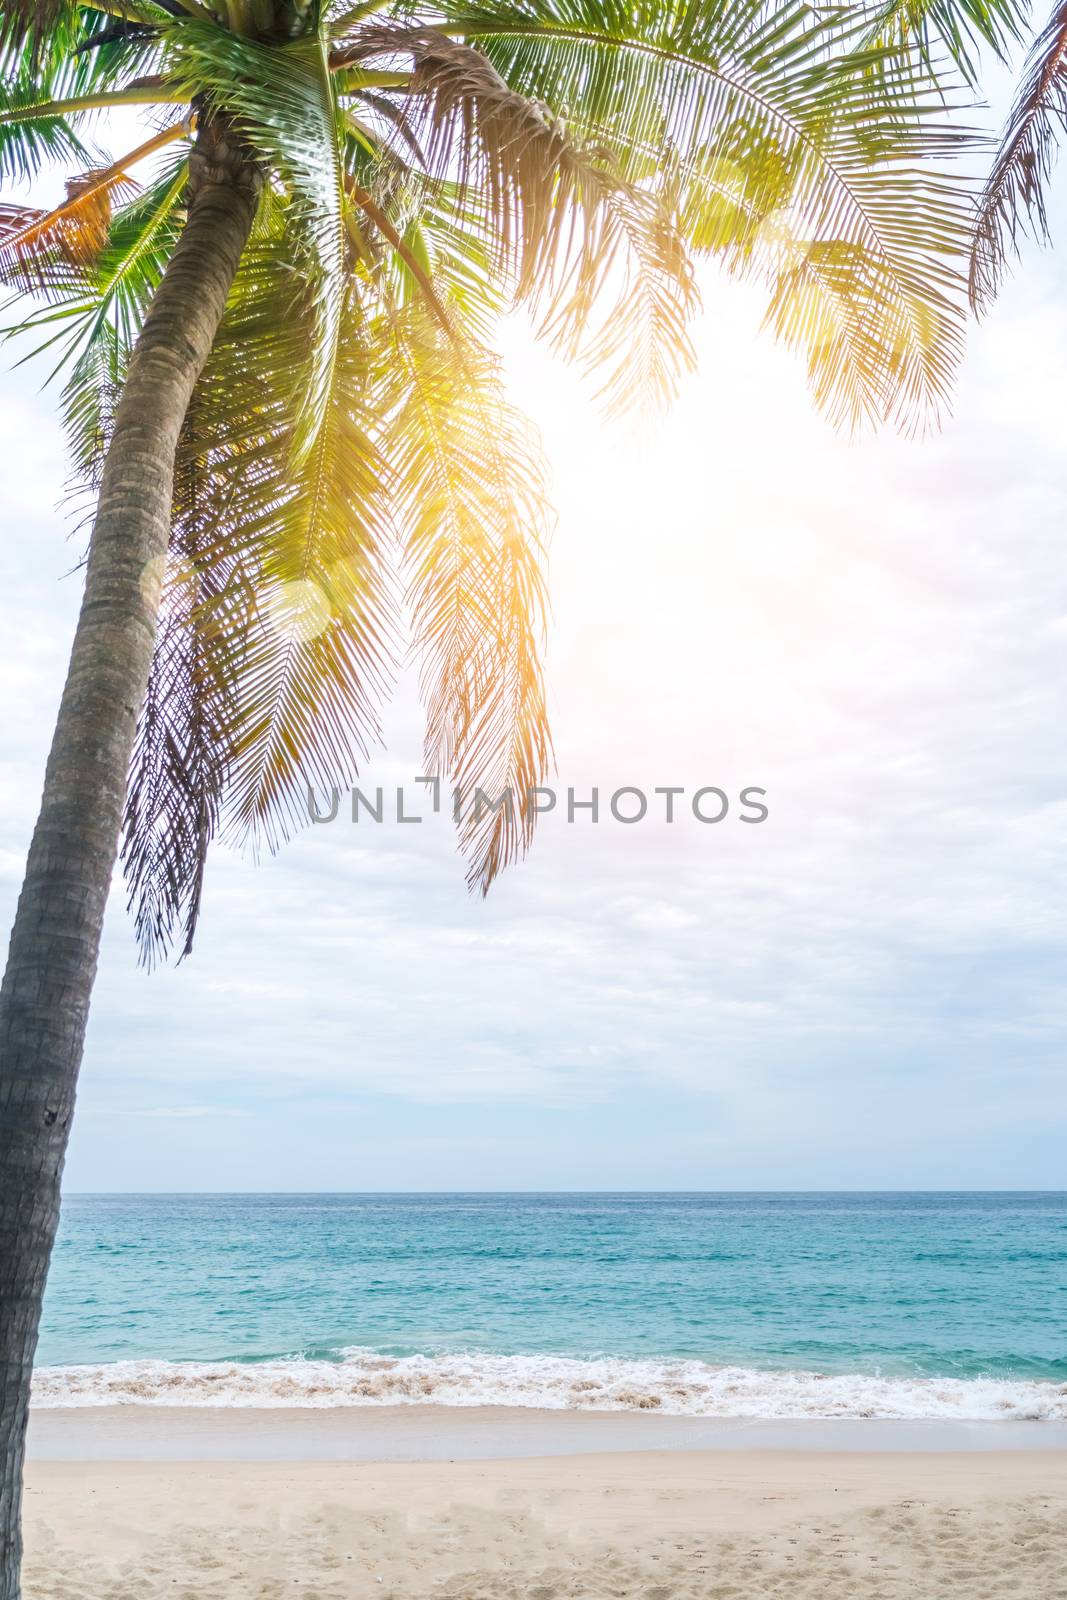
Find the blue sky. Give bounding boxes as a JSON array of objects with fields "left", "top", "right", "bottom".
[{"left": 1, "top": 127, "right": 1065, "bottom": 1190}]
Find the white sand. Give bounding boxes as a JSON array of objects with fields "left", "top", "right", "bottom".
[{"left": 23, "top": 1442, "right": 1067, "bottom": 1598}]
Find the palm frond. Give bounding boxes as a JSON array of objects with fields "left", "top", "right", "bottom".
[
  {"left": 338, "top": 23, "right": 699, "bottom": 411},
  {"left": 1, "top": 1, "right": 161, "bottom": 93},
  {"left": 0, "top": 70, "right": 90, "bottom": 182},
  {"left": 0, "top": 0, "right": 72, "bottom": 55},
  {"left": 971, "top": 0, "right": 1067, "bottom": 307},
  {"left": 168, "top": 19, "right": 350, "bottom": 460},
  {"left": 56, "top": 149, "right": 189, "bottom": 490},
  {"left": 3, "top": 137, "right": 189, "bottom": 466},
  {"left": 125, "top": 226, "right": 398, "bottom": 892},
  {"left": 344, "top": 23, "right": 577, "bottom": 296},
  {"left": 338, "top": 112, "right": 507, "bottom": 338},
  {"left": 208, "top": 251, "right": 399, "bottom": 851},
  {"left": 417, "top": 0, "right": 975, "bottom": 431},
  {"left": 535, "top": 174, "right": 698, "bottom": 415},
  {"left": 383, "top": 307, "right": 552, "bottom": 894},
  {"left": 345, "top": 169, "right": 461, "bottom": 340},
  {"left": 849, "top": 0, "right": 1029, "bottom": 85},
  {"left": 121, "top": 526, "right": 236, "bottom": 969},
  {"left": 0, "top": 166, "right": 138, "bottom": 290},
  {"left": 0, "top": 119, "right": 184, "bottom": 290}
]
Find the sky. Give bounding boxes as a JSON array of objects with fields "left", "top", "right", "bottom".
[{"left": 1, "top": 102, "right": 1065, "bottom": 1192}]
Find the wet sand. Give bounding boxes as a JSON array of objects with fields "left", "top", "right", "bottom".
[{"left": 26, "top": 1402, "right": 1067, "bottom": 1460}]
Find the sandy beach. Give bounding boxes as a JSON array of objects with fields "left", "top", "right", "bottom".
[{"left": 22, "top": 1410, "right": 1067, "bottom": 1599}]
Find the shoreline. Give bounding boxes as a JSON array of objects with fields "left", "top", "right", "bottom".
[
  {"left": 30, "top": 1347, "right": 1067, "bottom": 1421},
  {"left": 27, "top": 1402, "right": 1067, "bottom": 1460}
]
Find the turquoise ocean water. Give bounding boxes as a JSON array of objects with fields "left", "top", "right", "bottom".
[{"left": 33, "top": 1192, "right": 1067, "bottom": 1418}]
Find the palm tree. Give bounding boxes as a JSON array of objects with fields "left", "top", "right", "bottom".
[{"left": 0, "top": 0, "right": 987, "bottom": 1591}]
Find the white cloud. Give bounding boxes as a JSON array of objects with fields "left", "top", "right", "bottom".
[{"left": 0, "top": 178, "right": 1065, "bottom": 1187}]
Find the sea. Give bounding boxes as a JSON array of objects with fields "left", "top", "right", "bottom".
[{"left": 32, "top": 1191, "right": 1067, "bottom": 1419}]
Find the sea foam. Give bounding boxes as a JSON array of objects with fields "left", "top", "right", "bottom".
[{"left": 30, "top": 1350, "right": 1067, "bottom": 1419}]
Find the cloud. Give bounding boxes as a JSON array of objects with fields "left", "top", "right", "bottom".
[{"left": 1, "top": 205, "right": 1065, "bottom": 1188}]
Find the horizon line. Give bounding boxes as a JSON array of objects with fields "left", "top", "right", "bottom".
[{"left": 63, "top": 1187, "right": 1067, "bottom": 1198}]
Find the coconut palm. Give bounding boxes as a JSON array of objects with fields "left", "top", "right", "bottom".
[{"left": 0, "top": 0, "right": 994, "bottom": 1591}]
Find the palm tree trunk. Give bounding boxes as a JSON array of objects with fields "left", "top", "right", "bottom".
[{"left": 0, "top": 116, "right": 260, "bottom": 1600}]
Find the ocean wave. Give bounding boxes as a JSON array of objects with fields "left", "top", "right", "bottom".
[{"left": 30, "top": 1350, "right": 1067, "bottom": 1420}]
